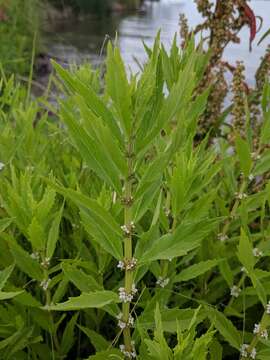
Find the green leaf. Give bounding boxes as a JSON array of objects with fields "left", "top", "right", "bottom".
[
  {"left": 60, "top": 313, "right": 79, "bottom": 356},
  {"left": 60, "top": 103, "right": 122, "bottom": 193},
  {"left": 52, "top": 61, "right": 122, "bottom": 143},
  {"left": 46, "top": 203, "right": 64, "bottom": 259},
  {"left": 0, "top": 264, "right": 14, "bottom": 290},
  {"left": 47, "top": 182, "right": 123, "bottom": 260},
  {"left": 174, "top": 260, "right": 219, "bottom": 282},
  {"left": 62, "top": 263, "right": 102, "bottom": 292},
  {"left": 237, "top": 228, "right": 255, "bottom": 272},
  {"left": 235, "top": 134, "right": 252, "bottom": 177},
  {"left": 47, "top": 291, "right": 119, "bottom": 311},
  {"left": 78, "top": 326, "right": 109, "bottom": 352},
  {"left": 0, "top": 291, "right": 23, "bottom": 301},
  {"left": 140, "top": 219, "right": 220, "bottom": 262},
  {"left": 0, "top": 218, "right": 13, "bottom": 233},
  {"left": 105, "top": 43, "right": 132, "bottom": 136},
  {"left": 28, "top": 217, "right": 46, "bottom": 251},
  {"left": 250, "top": 272, "right": 267, "bottom": 306},
  {"left": 9, "top": 241, "right": 43, "bottom": 281},
  {"left": 206, "top": 306, "right": 241, "bottom": 350}
]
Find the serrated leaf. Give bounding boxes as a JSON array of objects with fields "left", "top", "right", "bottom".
[
  {"left": 0, "top": 218, "right": 13, "bottom": 233},
  {"left": 47, "top": 291, "right": 119, "bottom": 311},
  {"left": 0, "top": 291, "right": 23, "bottom": 301},
  {"left": 78, "top": 326, "right": 109, "bottom": 352},
  {"left": 206, "top": 306, "right": 241, "bottom": 350},
  {"left": 60, "top": 313, "right": 79, "bottom": 356},
  {"left": 28, "top": 217, "right": 46, "bottom": 251},
  {"left": 237, "top": 228, "right": 255, "bottom": 272}
]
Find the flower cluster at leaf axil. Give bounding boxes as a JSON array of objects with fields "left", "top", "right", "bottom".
[
  {"left": 240, "top": 344, "right": 256, "bottom": 359},
  {"left": 118, "top": 284, "right": 138, "bottom": 303},
  {"left": 120, "top": 341, "right": 136, "bottom": 359}
]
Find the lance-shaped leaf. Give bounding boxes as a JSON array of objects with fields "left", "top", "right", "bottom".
[
  {"left": 52, "top": 61, "right": 122, "bottom": 143},
  {"left": 174, "top": 259, "right": 220, "bottom": 283},
  {"left": 206, "top": 306, "right": 241, "bottom": 350},
  {"left": 47, "top": 290, "right": 119, "bottom": 311},
  {"left": 47, "top": 182, "right": 123, "bottom": 260},
  {"left": 0, "top": 291, "right": 23, "bottom": 301},
  {"left": 0, "top": 218, "right": 13, "bottom": 233},
  {"left": 105, "top": 43, "right": 132, "bottom": 136},
  {"left": 140, "top": 218, "right": 220, "bottom": 263},
  {"left": 8, "top": 241, "right": 43, "bottom": 281},
  {"left": 237, "top": 228, "right": 255, "bottom": 273},
  {"left": 46, "top": 203, "right": 64, "bottom": 259},
  {"left": 60, "top": 103, "right": 122, "bottom": 193},
  {"left": 0, "top": 264, "right": 15, "bottom": 290},
  {"left": 235, "top": 134, "right": 252, "bottom": 177}
]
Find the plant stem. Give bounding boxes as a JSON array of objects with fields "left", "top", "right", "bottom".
[{"left": 122, "top": 139, "right": 135, "bottom": 352}]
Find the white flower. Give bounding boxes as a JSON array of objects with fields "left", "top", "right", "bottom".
[
  {"left": 117, "top": 313, "right": 134, "bottom": 329},
  {"left": 235, "top": 192, "right": 248, "bottom": 200},
  {"left": 0, "top": 162, "right": 5, "bottom": 171},
  {"left": 253, "top": 323, "right": 260, "bottom": 334},
  {"left": 120, "top": 342, "right": 136, "bottom": 358},
  {"left": 248, "top": 174, "right": 255, "bottom": 182},
  {"left": 117, "top": 261, "right": 125, "bottom": 270},
  {"left": 156, "top": 277, "right": 170, "bottom": 288},
  {"left": 240, "top": 344, "right": 249, "bottom": 357},
  {"left": 118, "top": 284, "right": 137, "bottom": 303},
  {"left": 250, "top": 347, "right": 256, "bottom": 359},
  {"left": 251, "top": 152, "right": 261, "bottom": 160},
  {"left": 241, "top": 267, "right": 248, "bottom": 274},
  {"left": 266, "top": 301, "right": 270, "bottom": 315},
  {"left": 30, "top": 252, "right": 40, "bottom": 260},
  {"left": 260, "top": 329, "right": 268, "bottom": 339},
  {"left": 40, "top": 278, "right": 51, "bottom": 291},
  {"left": 41, "top": 257, "right": 50, "bottom": 268},
  {"left": 218, "top": 233, "right": 228, "bottom": 242},
  {"left": 230, "top": 285, "right": 241, "bottom": 298},
  {"left": 252, "top": 248, "right": 263, "bottom": 258}
]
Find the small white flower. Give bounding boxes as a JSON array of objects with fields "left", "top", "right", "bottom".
[
  {"left": 266, "top": 301, "right": 270, "bottom": 315},
  {"left": 250, "top": 347, "right": 257, "bottom": 359},
  {"left": 248, "top": 174, "right": 255, "bottom": 182},
  {"left": 0, "top": 162, "right": 5, "bottom": 171},
  {"left": 253, "top": 248, "right": 263, "bottom": 258},
  {"left": 117, "top": 313, "right": 134, "bottom": 329},
  {"left": 218, "top": 233, "right": 228, "bottom": 242},
  {"left": 40, "top": 278, "right": 51, "bottom": 291},
  {"left": 121, "top": 224, "right": 131, "bottom": 236},
  {"left": 30, "top": 252, "right": 40, "bottom": 260},
  {"left": 241, "top": 266, "right": 248, "bottom": 274},
  {"left": 120, "top": 342, "right": 136, "bottom": 358},
  {"left": 235, "top": 192, "right": 248, "bottom": 200},
  {"left": 260, "top": 329, "right": 268, "bottom": 339},
  {"left": 41, "top": 257, "right": 50, "bottom": 268},
  {"left": 156, "top": 277, "right": 170, "bottom": 288},
  {"left": 230, "top": 285, "right": 241, "bottom": 298},
  {"left": 251, "top": 152, "right": 261, "bottom": 161},
  {"left": 117, "top": 261, "right": 125, "bottom": 270},
  {"left": 240, "top": 344, "right": 249, "bottom": 357},
  {"left": 118, "top": 284, "right": 137, "bottom": 303},
  {"left": 253, "top": 323, "right": 260, "bottom": 334}
]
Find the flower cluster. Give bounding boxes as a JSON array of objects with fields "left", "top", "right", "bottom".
[
  {"left": 40, "top": 278, "right": 51, "bottom": 291},
  {"left": 230, "top": 285, "right": 241, "bottom": 298},
  {"left": 218, "top": 233, "right": 228, "bottom": 242},
  {"left": 117, "top": 258, "right": 138, "bottom": 271},
  {"left": 156, "top": 277, "right": 170, "bottom": 288},
  {"left": 118, "top": 284, "right": 138, "bottom": 303},
  {"left": 240, "top": 344, "right": 256, "bottom": 359},
  {"left": 252, "top": 248, "right": 263, "bottom": 258},
  {"left": 117, "top": 313, "right": 134, "bottom": 330},
  {"left": 41, "top": 257, "right": 50, "bottom": 268},
  {"left": 253, "top": 323, "right": 268, "bottom": 339},
  {"left": 121, "top": 222, "right": 135, "bottom": 236},
  {"left": 235, "top": 192, "right": 248, "bottom": 200},
  {"left": 120, "top": 341, "right": 136, "bottom": 359}
]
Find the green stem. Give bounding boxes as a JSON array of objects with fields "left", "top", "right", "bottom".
[{"left": 122, "top": 139, "right": 135, "bottom": 352}]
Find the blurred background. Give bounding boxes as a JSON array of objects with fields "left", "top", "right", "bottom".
[{"left": 0, "top": 0, "right": 270, "bottom": 85}]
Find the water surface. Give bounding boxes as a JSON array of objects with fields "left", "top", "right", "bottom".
[{"left": 44, "top": 0, "right": 270, "bottom": 84}]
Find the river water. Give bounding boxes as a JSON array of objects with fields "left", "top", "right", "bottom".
[{"left": 43, "top": 0, "right": 270, "bottom": 86}]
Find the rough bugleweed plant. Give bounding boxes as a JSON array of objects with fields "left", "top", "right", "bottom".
[{"left": 1, "top": 34, "right": 270, "bottom": 360}]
